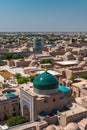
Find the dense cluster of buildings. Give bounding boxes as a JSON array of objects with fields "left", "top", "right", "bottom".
[{"left": 0, "top": 33, "right": 87, "bottom": 130}]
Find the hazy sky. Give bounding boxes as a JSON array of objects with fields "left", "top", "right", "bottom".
[{"left": 0, "top": 0, "right": 87, "bottom": 32}]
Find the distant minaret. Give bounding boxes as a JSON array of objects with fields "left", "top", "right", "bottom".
[
  {"left": 33, "top": 38, "right": 43, "bottom": 54},
  {"left": 69, "top": 38, "right": 72, "bottom": 44}
]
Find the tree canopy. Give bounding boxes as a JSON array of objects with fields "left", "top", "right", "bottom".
[
  {"left": 81, "top": 73, "right": 87, "bottom": 79},
  {"left": 7, "top": 116, "right": 26, "bottom": 127},
  {"left": 41, "top": 59, "right": 52, "bottom": 64},
  {"left": 4, "top": 53, "right": 24, "bottom": 60},
  {"left": 15, "top": 73, "right": 35, "bottom": 84},
  {"left": 69, "top": 76, "right": 75, "bottom": 83}
]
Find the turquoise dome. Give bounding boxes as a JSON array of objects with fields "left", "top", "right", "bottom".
[
  {"left": 6, "top": 93, "right": 17, "bottom": 99},
  {"left": 58, "top": 86, "right": 70, "bottom": 94},
  {"left": 33, "top": 71, "right": 58, "bottom": 90}
]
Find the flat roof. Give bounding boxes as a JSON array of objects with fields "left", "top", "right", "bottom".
[
  {"left": 20, "top": 83, "right": 57, "bottom": 98},
  {"left": 0, "top": 75, "right": 4, "bottom": 81},
  {"left": 83, "top": 57, "right": 87, "bottom": 60},
  {"left": 0, "top": 88, "right": 19, "bottom": 100},
  {"left": 61, "top": 104, "right": 87, "bottom": 117},
  {"left": 24, "top": 67, "right": 41, "bottom": 71},
  {"left": 9, "top": 68, "right": 29, "bottom": 77},
  {"left": 75, "top": 96, "right": 87, "bottom": 105},
  {"left": 0, "top": 65, "right": 29, "bottom": 77},
  {"left": 56, "top": 60, "right": 79, "bottom": 66},
  {"left": 73, "top": 81, "right": 87, "bottom": 88},
  {"left": 35, "top": 54, "right": 51, "bottom": 57}
]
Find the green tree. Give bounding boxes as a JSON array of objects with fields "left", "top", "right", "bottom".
[
  {"left": 4, "top": 53, "right": 13, "bottom": 60},
  {"left": 4, "top": 53, "right": 24, "bottom": 60},
  {"left": 15, "top": 74, "right": 35, "bottom": 84},
  {"left": 17, "top": 76, "right": 30, "bottom": 84},
  {"left": 29, "top": 75, "right": 35, "bottom": 82},
  {"left": 81, "top": 74, "right": 87, "bottom": 79},
  {"left": 41, "top": 59, "right": 52, "bottom": 64},
  {"left": 12, "top": 54, "right": 24, "bottom": 59},
  {"left": 15, "top": 73, "right": 22, "bottom": 79},
  {"left": 7, "top": 116, "right": 26, "bottom": 127},
  {"left": 70, "top": 76, "right": 75, "bottom": 83}
]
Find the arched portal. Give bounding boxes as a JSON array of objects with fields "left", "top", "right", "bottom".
[{"left": 23, "top": 105, "right": 30, "bottom": 121}]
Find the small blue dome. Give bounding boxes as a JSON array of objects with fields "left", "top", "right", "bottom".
[
  {"left": 39, "top": 111, "right": 47, "bottom": 117},
  {"left": 58, "top": 86, "right": 70, "bottom": 94},
  {"left": 6, "top": 93, "right": 17, "bottom": 99}
]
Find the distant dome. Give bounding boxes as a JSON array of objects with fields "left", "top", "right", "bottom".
[
  {"left": 33, "top": 70, "right": 58, "bottom": 95},
  {"left": 58, "top": 85, "right": 70, "bottom": 95},
  {"left": 64, "top": 122, "right": 80, "bottom": 130},
  {"left": 46, "top": 125, "right": 56, "bottom": 130},
  {"left": 64, "top": 52, "right": 76, "bottom": 61}
]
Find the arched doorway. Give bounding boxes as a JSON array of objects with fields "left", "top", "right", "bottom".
[{"left": 23, "top": 105, "right": 30, "bottom": 121}]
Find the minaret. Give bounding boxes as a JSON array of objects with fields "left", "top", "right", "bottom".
[
  {"left": 33, "top": 38, "right": 43, "bottom": 54},
  {"left": 69, "top": 37, "right": 72, "bottom": 44}
]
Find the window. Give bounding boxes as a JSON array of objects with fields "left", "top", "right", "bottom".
[
  {"left": 44, "top": 100, "right": 48, "bottom": 103},
  {"left": 4, "top": 114, "right": 8, "bottom": 120},
  {"left": 4, "top": 106, "right": 6, "bottom": 110},
  {"left": 53, "top": 98, "right": 55, "bottom": 102},
  {"left": 19, "top": 105, "right": 20, "bottom": 109},
  {"left": 13, "top": 113, "right": 16, "bottom": 116},
  {"left": 13, "top": 107, "right": 16, "bottom": 111}
]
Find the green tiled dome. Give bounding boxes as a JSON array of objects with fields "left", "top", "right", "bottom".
[{"left": 33, "top": 71, "right": 58, "bottom": 90}]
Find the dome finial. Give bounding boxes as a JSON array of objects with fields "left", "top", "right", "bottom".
[{"left": 44, "top": 68, "right": 47, "bottom": 72}]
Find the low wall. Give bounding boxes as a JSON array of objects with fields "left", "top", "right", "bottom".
[{"left": 44, "top": 115, "right": 58, "bottom": 125}]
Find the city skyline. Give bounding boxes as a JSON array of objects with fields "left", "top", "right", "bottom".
[{"left": 0, "top": 0, "right": 87, "bottom": 32}]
